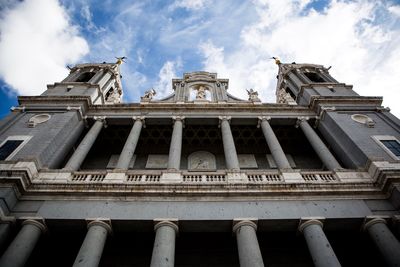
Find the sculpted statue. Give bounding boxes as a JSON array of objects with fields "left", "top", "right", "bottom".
[
  {"left": 196, "top": 85, "right": 207, "bottom": 99},
  {"left": 246, "top": 88, "right": 260, "bottom": 101},
  {"left": 142, "top": 88, "right": 156, "bottom": 100}
]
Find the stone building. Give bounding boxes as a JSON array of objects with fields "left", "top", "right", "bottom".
[{"left": 0, "top": 60, "right": 399, "bottom": 267}]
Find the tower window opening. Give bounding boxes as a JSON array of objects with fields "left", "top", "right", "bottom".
[
  {"left": 304, "top": 72, "right": 326, "bottom": 83},
  {"left": 105, "top": 87, "right": 115, "bottom": 101},
  {"left": 75, "top": 72, "right": 95, "bottom": 83}
]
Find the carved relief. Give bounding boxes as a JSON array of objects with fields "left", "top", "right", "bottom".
[{"left": 188, "top": 151, "right": 216, "bottom": 171}]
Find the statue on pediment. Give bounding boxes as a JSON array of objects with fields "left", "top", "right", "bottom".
[
  {"left": 196, "top": 85, "right": 207, "bottom": 99},
  {"left": 141, "top": 88, "right": 156, "bottom": 101},
  {"left": 246, "top": 88, "right": 260, "bottom": 101}
]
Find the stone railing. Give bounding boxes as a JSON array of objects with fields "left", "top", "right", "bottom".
[
  {"left": 0, "top": 161, "right": 374, "bottom": 186},
  {"left": 47, "top": 170, "right": 343, "bottom": 184}
]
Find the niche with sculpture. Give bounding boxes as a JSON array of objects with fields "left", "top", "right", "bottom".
[{"left": 188, "top": 151, "right": 216, "bottom": 171}]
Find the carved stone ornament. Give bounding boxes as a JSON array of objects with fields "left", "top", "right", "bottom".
[
  {"left": 28, "top": 114, "right": 51, "bottom": 128},
  {"left": 351, "top": 114, "right": 375, "bottom": 128},
  {"left": 246, "top": 88, "right": 260, "bottom": 101},
  {"left": 141, "top": 88, "right": 156, "bottom": 101}
]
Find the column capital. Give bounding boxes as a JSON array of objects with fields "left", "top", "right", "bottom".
[
  {"left": 172, "top": 116, "right": 185, "bottom": 128},
  {"left": 93, "top": 116, "right": 107, "bottom": 128},
  {"left": 233, "top": 219, "right": 258, "bottom": 233},
  {"left": 362, "top": 216, "right": 388, "bottom": 231},
  {"left": 154, "top": 219, "right": 179, "bottom": 233},
  {"left": 218, "top": 116, "right": 231, "bottom": 127},
  {"left": 295, "top": 116, "right": 309, "bottom": 128},
  {"left": 86, "top": 218, "right": 112, "bottom": 235},
  {"left": 0, "top": 215, "right": 16, "bottom": 225},
  {"left": 132, "top": 116, "right": 145, "bottom": 122},
  {"left": 21, "top": 217, "right": 47, "bottom": 233},
  {"left": 132, "top": 116, "right": 146, "bottom": 127},
  {"left": 298, "top": 217, "right": 325, "bottom": 233},
  {"left": 257, "top": 116, "right": 271, "bottom": 128}
]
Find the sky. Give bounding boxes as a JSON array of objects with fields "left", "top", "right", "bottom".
[{"left": 0, "top": 0, "right": 400, "bottom": 118}]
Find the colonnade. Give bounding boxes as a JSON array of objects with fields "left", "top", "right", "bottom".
[
  {"left": 62, "top": 115, "right": 342, "bottom": 172},
  {"left": 1, "top": 217, "right": 399, "bottom": 267}
]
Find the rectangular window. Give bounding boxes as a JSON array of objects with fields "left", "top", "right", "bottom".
[
  {"left": 381, "top": 140, "right": 400, "bottom": 157},
  {"left": 0, "top": 136, "right": 32, "bottom": 161},
  {"left": 304, "top": 72, "right": 326, "bottom": 83},
  {"left": 372, "top": 135, "right": 400, "bottom": 160}
]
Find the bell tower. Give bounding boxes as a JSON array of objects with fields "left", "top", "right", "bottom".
[
  {"left": 275, "top": 62, "right": 360, "bottom": 107},
  {"left": 42, "top": 61, "right": 123, "bottom": 105}
]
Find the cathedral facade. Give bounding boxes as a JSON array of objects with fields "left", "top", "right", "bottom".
[{"left": 0, "top": 60, "right": 399, "bottom": 266}]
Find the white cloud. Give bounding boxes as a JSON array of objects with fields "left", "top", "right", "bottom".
[
  {"left": 0, "top": 0, "right": 89, "bottom": 95},
  {"left": 388, "top": 5, "right": 400, "bottom": 17},
  {"left": 199, "top": 0, "right": 400, "bottom": 116},
  {"left": 171, "top": 0, "right": 211, "bottom": 10},
  {"left": 154, "top": 60, "right": 182, "bottom": 98}
]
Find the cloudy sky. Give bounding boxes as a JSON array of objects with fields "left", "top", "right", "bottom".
[{"left": 0, "top": 0, "right": 399, "bottom": 118}]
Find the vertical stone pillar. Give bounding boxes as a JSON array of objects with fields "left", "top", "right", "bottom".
[
  {"left": 0, "top": 219, "right": 46, "bottom": 267},
  {"left": 233, "top": 220, "right": 264, "bottom": 267},
  {"left": 116, "top": 116, "right": 144, "bottom": 170},
  {"left": 150, "top": 220, "right": 179, "bottom": 267},
  {"left": 167, "top": 116, "right": 184, "bottom": 170},
  {"left": 299, "top": 219, "right": 341, "bottom": 267},
  {"left": 258, "top": 116, "right": 292, "bottom": 169},
  {"left": 219, "top": 116, "right": 240, "bottom": 171},
  {"left": 73, "top": 220, "right": 112, "bottom": 267},
  {"left": 363, "top": 217, "right": 400, "bottom": 267},
  {"left": 0, "top": 216, "right": 15, "bottom": 250},
  {"left": 296, "top": 117, "right": 341, "bottom": 171},
  {"left": 63, "top": 117, "right": 106, "bottom": 171}
]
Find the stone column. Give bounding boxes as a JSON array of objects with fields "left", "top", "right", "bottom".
[
  {"left": 296, "top": 117, "right": 341, "bottom": 171},
  {"left": 150, "top": 220, "right": 179, "bottom": 267},
  {"left": 0, "top": 217, "right": 15, "bottom": 250},
  {"left": 299, "top": 219, "right": 341, "bottom": 267},
  {"left": 167, "top": 116, "right": 184, "bottom": 170},
  {"left": 116, "top": 116, "right": 144, "bottom": 170},
  {"left": 233, "top": 220, "right": 264, "bottom": 267},
  {"left": 258, "top": 116, "right": 291, "bottom": 169},
  {"left": 220, "top": 116, "right": 240, "bottom": 171},
  {"left": 73, "top": 220, "right": 112, "bottom": 267},
  {"left": 0, "top": 219, "right": 46, "bottom": 267},
  {"left": 364, "top": 217, "right": 400, "bottom": 267},
  {"left": 64, "top": 117, "right": 106, "bottom": 171}
]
